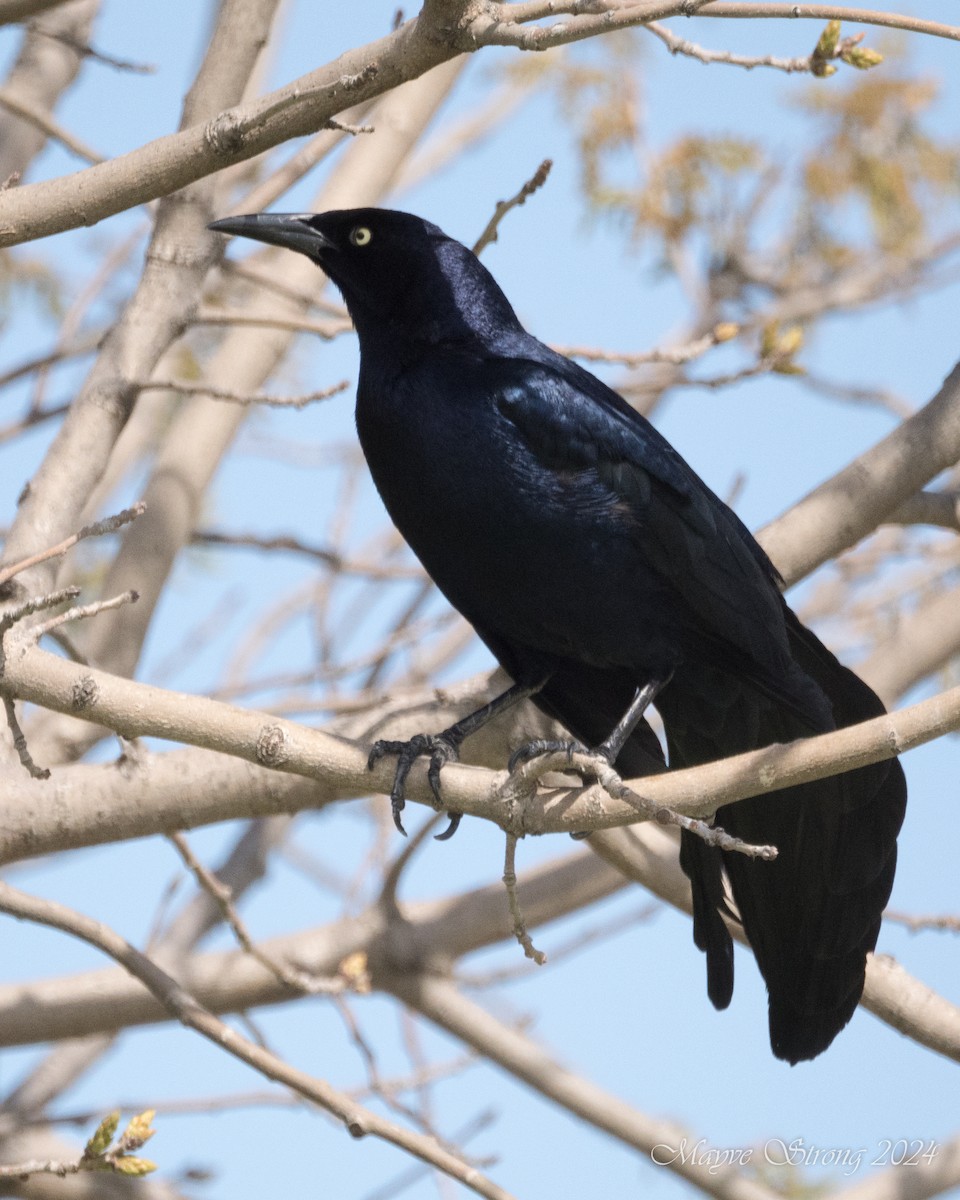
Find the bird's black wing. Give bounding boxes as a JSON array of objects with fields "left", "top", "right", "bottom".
[
  {"left": 487, "top": 351, "right": 825, "bottom": 721},
  {"left": 485, "top": 350, "right": 905, "bottom": 1062}
]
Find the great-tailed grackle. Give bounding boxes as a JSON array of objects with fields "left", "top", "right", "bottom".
[{"left": 210, "top": 208, "right": 906, "bottom": 1063}]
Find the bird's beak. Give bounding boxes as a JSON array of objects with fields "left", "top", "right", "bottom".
[{"left": 208, "top": 213, "right": 334, "bottom": 258}]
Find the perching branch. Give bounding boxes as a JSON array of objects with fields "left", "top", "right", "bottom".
[{"left": 0, "top": 631, "right": 957, "bottom": 857}]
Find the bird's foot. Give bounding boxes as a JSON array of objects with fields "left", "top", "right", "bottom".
[
  {"left": 508, "top": 737, "right": 612, "bottom": 841},
  {"left": 367, "top": 733, "right": 462, "bottom": 840},
  {"left": 507, "top": 737, "right": 590, "bottom": 774}
]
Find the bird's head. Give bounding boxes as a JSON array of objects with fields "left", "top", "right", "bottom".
[{"left": 209, "top": 207, "right": 522, "bottom": 349}]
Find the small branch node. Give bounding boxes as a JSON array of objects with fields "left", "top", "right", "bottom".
[
  {"left": 72, "top": 674, "right": 100, "bottom": 711},
  {"left": 256, "top": 723, "right": 290, "bottom": 767},
  {"left": 204, "top": 109, "right": 245, "bottom": 155}
]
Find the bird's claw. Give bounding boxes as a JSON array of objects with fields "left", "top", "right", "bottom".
[
  {"left": 508, "top": 737, "right": 589, "bottom": 774},
  {"left": 367, "top": 733, "right": 462, "bottom": 839}
]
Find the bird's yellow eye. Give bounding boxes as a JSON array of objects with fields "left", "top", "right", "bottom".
[{"left": 350, "top": 226, "right": 373, "bottom": 247}]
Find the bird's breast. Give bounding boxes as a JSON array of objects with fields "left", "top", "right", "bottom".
[{"left": 354, "top": 361, "right": 679, "bottom": 670}]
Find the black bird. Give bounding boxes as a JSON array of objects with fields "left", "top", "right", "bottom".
[{"left": 210, "top": 208, "right": 906, "bottom": 1063}]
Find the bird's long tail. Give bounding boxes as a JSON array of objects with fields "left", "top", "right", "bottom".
[{"left": 672, "top": 609, "right": 906, "bottom": 1063}]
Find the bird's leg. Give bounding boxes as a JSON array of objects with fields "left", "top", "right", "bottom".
[
  {"left": 596, "top": 674, "right": 672, "bottom": 762},
  {"left": 368, "top": 678, "right": 548, "bottom": 839},
  {"left": 509, "top": 674, "right": 672, "bottom": 772},
  {"left": 509, "top": 674, "right": 672, "bottom": 840}
]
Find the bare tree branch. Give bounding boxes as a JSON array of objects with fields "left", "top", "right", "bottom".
[
  {"left": 1, "top": 0, "right": 285, "bottom": 608},
  {"left": 0, "top": 21, "right": 460, "bottom": 247},
  {"left": 760, "top": 359, "right": 960, "bottom": 586},
  {"left": 0, "top": 880, "right": 516, "bottom": 1200},
  {"left": 386, "top": 970, "right": 779, "bottom": 1200},
  {"left": 0, "top": 83, "right": 104, "bottom": 163},
  {"left": 2, "top": 626, "right": 957, "bottom": 855},
  {"left": 695, "top": 3, "right": 960, "bottom": 41},
  {"left": 0, "top": 0, "right": 99, "bottom": 180},
  {"left": 0, "top": 847, "right": 625, "bottom": 1046}
]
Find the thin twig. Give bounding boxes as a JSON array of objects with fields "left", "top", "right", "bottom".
[
  {"left": 138, "top": 379, "right": 349, "bottom": 408},
  {"left": 506, "top": 750, "right": 778, "bottom": 858},
  {"left": 190, "top": 529, "right": 424, "bottom": 580},
  {"left": 2, "top": 695, "right": 49, "bottom": 779},
  {"left": 0, "top": 1157, "right": 82, "bottom": 1180},
  {"left": 695, "top": 3, "right": 960, "bottom": 43},
  {"left": 194, "top": 308, "right": 351, "bottom": 339},
  {"left": 0, "top": 1155, "right": 146, "bottom": 1181},
  {"left": 796, "top": 370, "right": 913, "bottom": 419},
  {"left": 28, "top": 590, "right": 140, "bottom": 643},
  {"left": 0, "top": 503, "right": 146, "bottom": 588},
  {"left": 39, "top": 30, "right": 156, "bottom": 75},
  {"left": 687, "top": 354, "right": 793, "bottom": 390},
  {"left": 324, "top": 117, "right": 375, "bottom": 134},
  {"left": 236, "top": 101, "right": 377, "bottom": 214},
  {"left": 645, "top": 18, "right": 865, "bottom": 73},
  {"left": 885, "top": 910, "right": 960, "bottom": 935},
  {"left": 587, "top": 758, "right": 776, "bottom": 858},
  {"left": 331, "top": 995, "right": 431, "bottom": 1131},
  {"left": 37, "top": 1053, "right": 480, "bottom": 1128},
  {"left": 0, "top": 1110, "right": 156, "bottom": 1179},
  {"left": 555, "top": 323, "right": 739, "bottom": 369},
  {"left": 502, "top": 835, "right": 547, "bottom": 964},
  {"left": 168, "top": 832, "right": 345, "bottom": 995},
  {"left": 486, "top": 1, "right": 960, "bottom": 45},
  {"left": 0, "top": 404, "right": 70, "bottom": 445},
  {"left": 380, "top": 814, "right": 444, "bottom": 911},
  {"left": 457, "top": 901, "right": 659, "bottom": 988},
  {"left": 359, "top": 1110, "right": 499, "bottom": 1200},
  {"left": 0, "top": 330, "right": 103, "bottom": 393},
  {"left": 0, "top": 587, "right": 81, "bottom": 668},
  {"left": 472, "top": 159, "right": 552, "bottom": 256}
]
